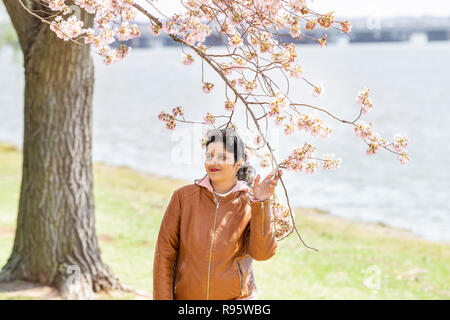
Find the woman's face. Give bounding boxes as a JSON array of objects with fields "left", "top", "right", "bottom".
[{"left": 205, "top": 141, "right": 242, "bottom": 184}]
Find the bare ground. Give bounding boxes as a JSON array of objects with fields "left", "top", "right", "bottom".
[{"left": 0, "top": 280, "right": 153, "bottom": 300}]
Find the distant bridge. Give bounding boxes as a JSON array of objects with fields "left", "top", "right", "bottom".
[
  {"left": 347, "top": 25, "right": 450, "bottom": 42},
  {"left": 111, "top": 20, "right": 450, "bottom": 49}
]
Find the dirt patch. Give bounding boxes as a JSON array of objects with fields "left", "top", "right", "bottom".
[
  {"left": 0, "top": 280, "right": 61, "bottom": 299},
  {"left": 98, "top": 234, "right": 115, "bottom": 243},
  {"left": 0, "top": 280, "right": 153, "bottom": 300},
  {"left": 0, "top": 226, "right": 16, "bottom": 239}
]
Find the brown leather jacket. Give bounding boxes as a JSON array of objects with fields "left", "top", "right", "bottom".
[{"left": 153, "top": 174, "right": 278, "bottom": 300}]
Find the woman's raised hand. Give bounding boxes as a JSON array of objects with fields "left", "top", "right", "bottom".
[{"left": 252, "top": 168, "right": 283, "bottom": 201}]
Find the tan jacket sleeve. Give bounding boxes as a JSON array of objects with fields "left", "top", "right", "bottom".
[
  {"left": 153, "top": 189, "right": 181, "bottom": 300},
  {"left": 246, "top": 198, "right": 278, "bottom": 261}
]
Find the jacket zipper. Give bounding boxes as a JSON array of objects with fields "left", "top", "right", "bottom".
[
  {"left": 261, "top": 201, "right": 265, "bottom": 236},
  {"left": 174, "top": 258, "right": 184, "bottom": 295},
  {"left": 237, "top": 261, "right": 244, "bottom": 296},
  {"left": 206, "top": 196, "right": 221, "bottom": 300}
]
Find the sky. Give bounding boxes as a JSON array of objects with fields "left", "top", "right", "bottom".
[
  {"left": 136, "top": 0, "right": 450, "bottom": 19},
  {"left": 1, "top": 1, "right": 449, "bottom": 23}
]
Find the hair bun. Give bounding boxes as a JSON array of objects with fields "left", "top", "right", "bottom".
[
  {"left": 237, "top": 163, "right": 256, "bottom": 187},
  {"left": 204, "top": 128, "right": 257, "bottom": 187}
]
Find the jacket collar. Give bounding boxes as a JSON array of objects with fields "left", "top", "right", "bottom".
[{"left": 194, "top": 174, "right": 250, "bottom": 202}]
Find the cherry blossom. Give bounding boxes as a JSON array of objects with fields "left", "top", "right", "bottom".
[
  {"left": 357, "top": 87, "right": 374, "bottom": 113},
  {"left": 312, "top": 83, "right": 324, "bottom": 97},
  {"left": 268, "top": 91, "right": 288, "bottom": 117},
  {"left": 50, "top": 15, "right": 85, "bottom": 41},
  {"left": 181, "top": 53, "right": 195, "bottom": 65},
  {"left": 224, "top": 99, "right": 235, "bottom": 112},
  {"left": 366, "top": 133, "right": 388, "bottom": 155},
  {"left": 202, "top": 82, "right": 214, "bottom": 94},
  {"left": 354, "top": 121, "right": 374, "bottom": 139},
  {"left": 393, "top": 134, "right": 409, "bottom": 152},
  {"left": 322, "top": 153, "right": 342, "bottom": 170},
  {"left": 203, "top": 112, "right": 215, "bottom": 124}
]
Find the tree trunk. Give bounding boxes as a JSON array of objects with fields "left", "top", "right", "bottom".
[{"left": 0, "top": 1, "right": 122, "bottom": 299}]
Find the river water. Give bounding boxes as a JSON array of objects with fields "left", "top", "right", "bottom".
[{"left": 1, "top": 41, "right": 449, "bottom": 242}]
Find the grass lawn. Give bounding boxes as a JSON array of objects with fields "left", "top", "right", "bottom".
[{"left": 0, "top": 141, "right": 449, "bottom": 299}]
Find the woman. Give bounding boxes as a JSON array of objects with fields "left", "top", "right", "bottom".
[{"left": 153, "top": 128, "right": 282, "bottom": 300}]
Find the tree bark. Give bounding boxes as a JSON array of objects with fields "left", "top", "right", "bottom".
[{"left": 0, "top": 1, "right": 122, "bottom": 299}]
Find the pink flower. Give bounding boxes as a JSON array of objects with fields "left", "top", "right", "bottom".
[
  {"left": 48, "top": 0, "right": 67, "bottom": 11},
  {"left": 172, "top": 106, "right": 184, "bottom": 117},
  {"left": 158, "top": 111, "right": 176, "bottom": 130},
  {"left": 274, "top": 115, "right": 286, "bottom": 126},
  {"left": 166, "top": 120, "right": 176, "bottom": 130},
  {"left": 288, "top": 0, "right": 306, "bottom": 11},
  {"left": 254, "top": 135, "right": 265, "bottom": 147},
  {"left": 121, "top": 3, "right": 137, "bottom": 21},
  {"left": 115, "top": 22, "right": 132, "bottom": 41},
  {"left": 393, "top": 133, "right": 408, "bottom": 152},
  {"left": 74, "top": 0, "right": 102, "bottom": 14},
  {"left": 356, "top": 87, "right": 373, "bottom": 113},
  {"left": 366, "top": 133, "right": 387, "bottom": 155},
  {"left": 319, "top": 126, "right": 332, "bottom": 138},
  {"left": 398, "top": 152, "right": 410, "bottom": 164},
  {"left": 184, "top": 33, "right": 197, "bottom": 46},
  {"left": 228, "top": 34, "right": 243, "bottom": 49},
  {"left": 268, "top": 91, "right": 287, "bottom": 117},
  {"left": 202, "top": 82, "right": 214, "bottom": 94},
  {"left": 289, "top": 65, "right": 304, "bottom": 78},
  {"left": 129, "top": 24, "right": 140, "bottom": 38},
  {"left": 280, "top": 142, "right": 316, "bottom": 172},
  {"left": 83, "top": 28, "right": 95, "bottom": 44},
  {"left": 163, "top": 21, "right": 177, "bottom": 35},
  {"left": 322, "top": 153, "right": 342, "bottom": 170},
  {"left": 225, "top": 99, "right": 235, "bottom": 112},
  {"left": 97, "top": 25, "right": 115, "bottom": 45},
  {"left": 340, "top": 20, "right": 352, "bottom": 33},
  {"left": 289, "top": 24, "right": 301, "bottom": 38},
  {"left": 284, "top": 124, "right": 295, "bottom": 135},
  {"left": 50, "top": 15, "right": 85, "bottom": 41},
  {"left": 304, "top": 160, "right": 319, "bottom": 174},
  {"left": 241, "top": 79, "right": 257, "bottom": 93},
  {"left": 115, "top": 44, "right": 131, "bottom": 61},
  {"left": 354, "top": 121, "right": 374, "bottom": 139},
  {"left": 312, "top": 82, "right": 324, "bottom": 97},
  {"left": 181, "top": 53, "right": 194, "bottom": 65},
  {"left": 221, "top": 63, "right": 232, "bottom": 76},
  {"left": 259, "top": 152, "right": 272, "bottom": 168},
  {"left": 203, "top": 112, "right": 215, "bottom": 124},
  {"left": 150, "top": 24, "right": 162, "bottom": 36}
]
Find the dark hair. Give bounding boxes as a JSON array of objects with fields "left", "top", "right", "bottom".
[{"left": 205, "top": 128, "right": 256, "bottom": 187}]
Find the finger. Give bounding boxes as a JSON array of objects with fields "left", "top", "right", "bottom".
[
  {"left": 254, "top": 174, "right": 260, "bottom": 186},
  {"left": 275, "top": 175, "right": 281, "bottom": 183},
  {"left": 265, "top": 168, "right": 277, "bottom": 181},
  {"left": 274, "top": 169, "right": 282, "bottom": 181},
  {"left": 267, "top": 170, "right": 280, "bottom": 184}
]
